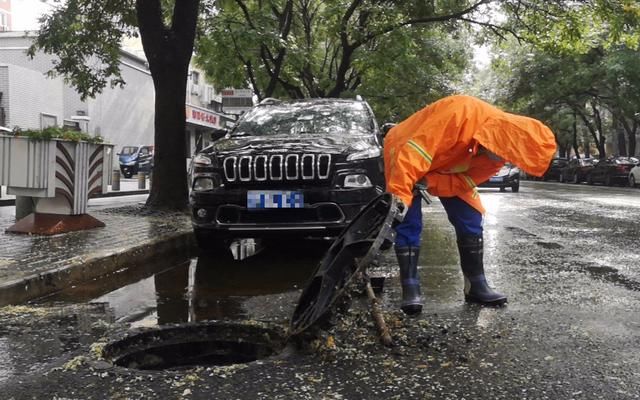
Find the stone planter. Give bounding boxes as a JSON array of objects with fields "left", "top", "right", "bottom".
[{"left": 0, "top": 134, "right": 114, "bottom": 234}]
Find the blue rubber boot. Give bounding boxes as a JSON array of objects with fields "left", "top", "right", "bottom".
[
  {"left": 395, "top": 246, "right": 423, "bottom": 315},
  {"left": 457, "top": 235, "right": 507, "bottom": 306}
]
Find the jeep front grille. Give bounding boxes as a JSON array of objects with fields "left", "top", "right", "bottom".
[{"left": 223, "top": 154, "right": 331, "bottom": 183}]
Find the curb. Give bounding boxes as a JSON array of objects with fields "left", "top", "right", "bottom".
[{"left": 0, "top": 230, "right": 196, "bottom": 307}]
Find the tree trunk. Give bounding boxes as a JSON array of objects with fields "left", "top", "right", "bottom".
[
  {"left": 620, "top": 116, "right": 638, "bottom": 157},
  {"left": 615, "top": 116, "right": 627, "bottom": 157},
  {"left": 630, "top": 121, "right": 638, "bottom": 157},
  {"left": 146, "top": 69, "right": 190, "bottom": 210},
  {"left": 583, "top": 131, "right": 590, "bottom": 158},
  {"left": 136, "top": 0, "right": 200, "bottom": 210},
  {"left": 572, "top": 112, "right": 580, "bottom": 158}
]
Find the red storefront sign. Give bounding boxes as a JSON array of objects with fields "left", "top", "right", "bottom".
[{"left": 186, "top": 105, "right": 221, "bottom": 129}]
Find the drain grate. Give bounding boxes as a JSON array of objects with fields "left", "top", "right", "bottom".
[{"left": 289, "top": 193, "right": 400, "bottom": 335}]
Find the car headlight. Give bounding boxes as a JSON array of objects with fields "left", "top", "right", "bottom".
[
  {"left": 346, "top": 147, "right": 381, "bottom": 161},
  {"left": 193, "top": 154, "right": 212, "bottom": 166},
  {"left": 344, "top": 174, "right": 372, "bottom": 188},
  {"left": 192, "top": 175, "right": 221, "bottom": 192}
]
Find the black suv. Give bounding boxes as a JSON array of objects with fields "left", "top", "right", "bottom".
[{"left": 189, "top": 98, "right": 385, "bottom": 248}]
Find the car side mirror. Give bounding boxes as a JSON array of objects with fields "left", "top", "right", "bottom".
[
  {"left": 378, "top": 123, "right": 396, "bottom": 145},
  {"left": 211, "top": 128, "right": 228, "bottom": 141}
]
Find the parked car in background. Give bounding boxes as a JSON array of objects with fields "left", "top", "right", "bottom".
[
  {"left": 480, "top": 162, "right": 520, "bottom": 192},
  {"left": 629, "top": 164, "right": 640, "bottom": 188},
  {"left": 586, "top": 157, "right": 636, "bottom": 186},
  {"left": 559, "top": 157, "right": 596, "bottom": 184},
  {"left": 542, "top": 158, "right": 569, "bottom": 181},
  {"left": 188, "top": 97, "right": 385, "bottom": 249},
  {"left": 118, "top": 145, "right": 154, "bottom": 178}
]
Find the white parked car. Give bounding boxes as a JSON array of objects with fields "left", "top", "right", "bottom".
[{"left": 630, "top": 164, "right": 640, "bottom": 187}]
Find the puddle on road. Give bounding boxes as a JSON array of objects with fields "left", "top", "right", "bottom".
[{"left": 38, "top": 239, "right": 325, "bottom": 328}]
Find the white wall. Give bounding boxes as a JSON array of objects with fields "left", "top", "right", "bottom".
[
  {"left": 0, "top": 33, "right": 155, "bottom": 165},
  {"left": 88, "top": 57, "right": 155, "bottom": 153},
  {"left": 7, "top": 63, "right": 63, "bottom": 129}
]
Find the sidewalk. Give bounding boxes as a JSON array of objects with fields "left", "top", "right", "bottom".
[{"left": 0, "top": 189, "right": 195, "bottom": 306}]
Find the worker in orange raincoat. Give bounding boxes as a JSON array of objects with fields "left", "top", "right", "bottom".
[{"left": 384, "top": 95, "right": 557, "bottom": 315}]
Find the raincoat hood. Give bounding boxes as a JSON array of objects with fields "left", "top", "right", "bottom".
[
  {"left": 473, "top": 112, "right": 557, "bottom": 177},
  {"left": 383, "top": 95, "right": 558, "bottom": 212}
]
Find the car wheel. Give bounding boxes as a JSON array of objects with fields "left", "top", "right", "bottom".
[
  {"left": 512, "top": 181, "right": 520, "bottom": 192},
  {"left": 605, "top": 174, "right": 613, "bottom": 186},
  {"left": 631, "top": 174, "right": 637, "bottom": 188},
  {"left": 123, "top": 172, "right": 133, "bottom": 179},
  {"left": 500, "top": 186, "right": 506, "bottom": 192}
]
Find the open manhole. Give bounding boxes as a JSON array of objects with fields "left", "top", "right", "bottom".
[
  {"left": 103, "top": 321, "right": 287, "bottom": 370},
  {"left": 103, "top": 194, "right": 400, "bottom": 371}
]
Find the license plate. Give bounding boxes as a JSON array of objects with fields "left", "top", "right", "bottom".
[{"left": 247, "top": 190, "right": 304, "bottom": 209}]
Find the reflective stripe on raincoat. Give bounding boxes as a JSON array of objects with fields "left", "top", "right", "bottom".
[{"left": 384, "top": 95, "right": 557, "bottom": 214}]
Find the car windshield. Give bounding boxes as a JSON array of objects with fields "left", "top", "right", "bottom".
[
  {"left": 120, "top": 146, "right": 138, "bottom": 155},
  {"left": 231, "top": 101, "right": 373, "bottom": 137}
]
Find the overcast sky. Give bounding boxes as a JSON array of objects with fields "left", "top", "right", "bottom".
[{"left": 11, "top": 0, "right": 54, "bottom": 31}]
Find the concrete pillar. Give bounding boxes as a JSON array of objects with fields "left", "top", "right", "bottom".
[
  {"left": 15, "top": 196, "right": 35, "bottom": 221},
  {"left": 138, "top": 172, "right": 146, "bottom": 190},
  {"left": 111, "top": 169, "right": 121, "bottom": 191}
]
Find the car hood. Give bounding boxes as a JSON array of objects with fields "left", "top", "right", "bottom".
[
  {"left": 119, "top": 154, "right": 137, "bottom": 163},
  {"left": 206, "top": 134, "right": 379, "bottom": 156}
]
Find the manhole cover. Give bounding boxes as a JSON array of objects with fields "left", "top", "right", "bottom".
[
  {"left": 289, "top": 193, "right": 400, "bottom": 335},
  {"left": 103, "top": 321, "right": 287, "bottom": 370}
]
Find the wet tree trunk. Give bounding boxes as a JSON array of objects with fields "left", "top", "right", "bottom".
[
  {"left": 576, "top": 104, "right": 606, "bottom": 159},
  {"left": 136, "top": 0, "right": 200, "bottom": 210},
  {"left": 619, "top": 116, "right": 638, "bottom": 157},
  {"left": 572, "top": 112, "right": 580, "bottom": 158},
  {"left": 615, "top": 116, "right": 627, "bottom": 157}
]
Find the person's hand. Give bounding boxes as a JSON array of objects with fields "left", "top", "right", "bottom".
[{"left": 392, "top": 194, "right": 408, "bottom": 223}]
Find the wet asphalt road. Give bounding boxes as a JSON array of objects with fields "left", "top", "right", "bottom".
[{"left": 1, "top": 181, "right": 639, "bottom": 399}]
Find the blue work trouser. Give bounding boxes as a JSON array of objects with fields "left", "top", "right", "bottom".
[{"left": 394, "top": 196, "right": 483, "bottom": 248}]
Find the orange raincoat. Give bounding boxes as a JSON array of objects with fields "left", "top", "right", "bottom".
[{"left": 384, "top": 95, "right": 557, "bottom": 214}]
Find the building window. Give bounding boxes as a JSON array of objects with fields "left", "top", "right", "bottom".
[
  {"left": 192, "top": 71, "right": 200, "bottom": 85},
  {"left": 41, "top": 113, "right": 58, "bottom": 129}
]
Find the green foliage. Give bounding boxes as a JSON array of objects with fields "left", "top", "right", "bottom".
[
  {"left": 357, "top": 26, "right": 471, "bottom": 122},
  {"left": 28, "top": 0, "right": 138, "bottom": 101},
  {"left": 196, "top": 0, "right": 475, "bottom": 119},
  {"left": 11, "top": 127, "right": 104, "bottom": 144},
  {"left": 502, "top": 0, "right": 640, "bottom": 53},
  {"left": 489, "top": 35, "right": 640, "bottom": 158}
]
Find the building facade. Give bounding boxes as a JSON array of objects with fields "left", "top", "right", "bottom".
[
  {"left": 0, "top": 0, "right": 11, "bottom": 32},
  {"left": 0, "top": 32, "right": 237, "bottom": 168}
]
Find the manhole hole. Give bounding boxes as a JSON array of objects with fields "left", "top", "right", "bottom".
[{"left": 103, "top": 321, "right": 287, "bottom": 370}]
